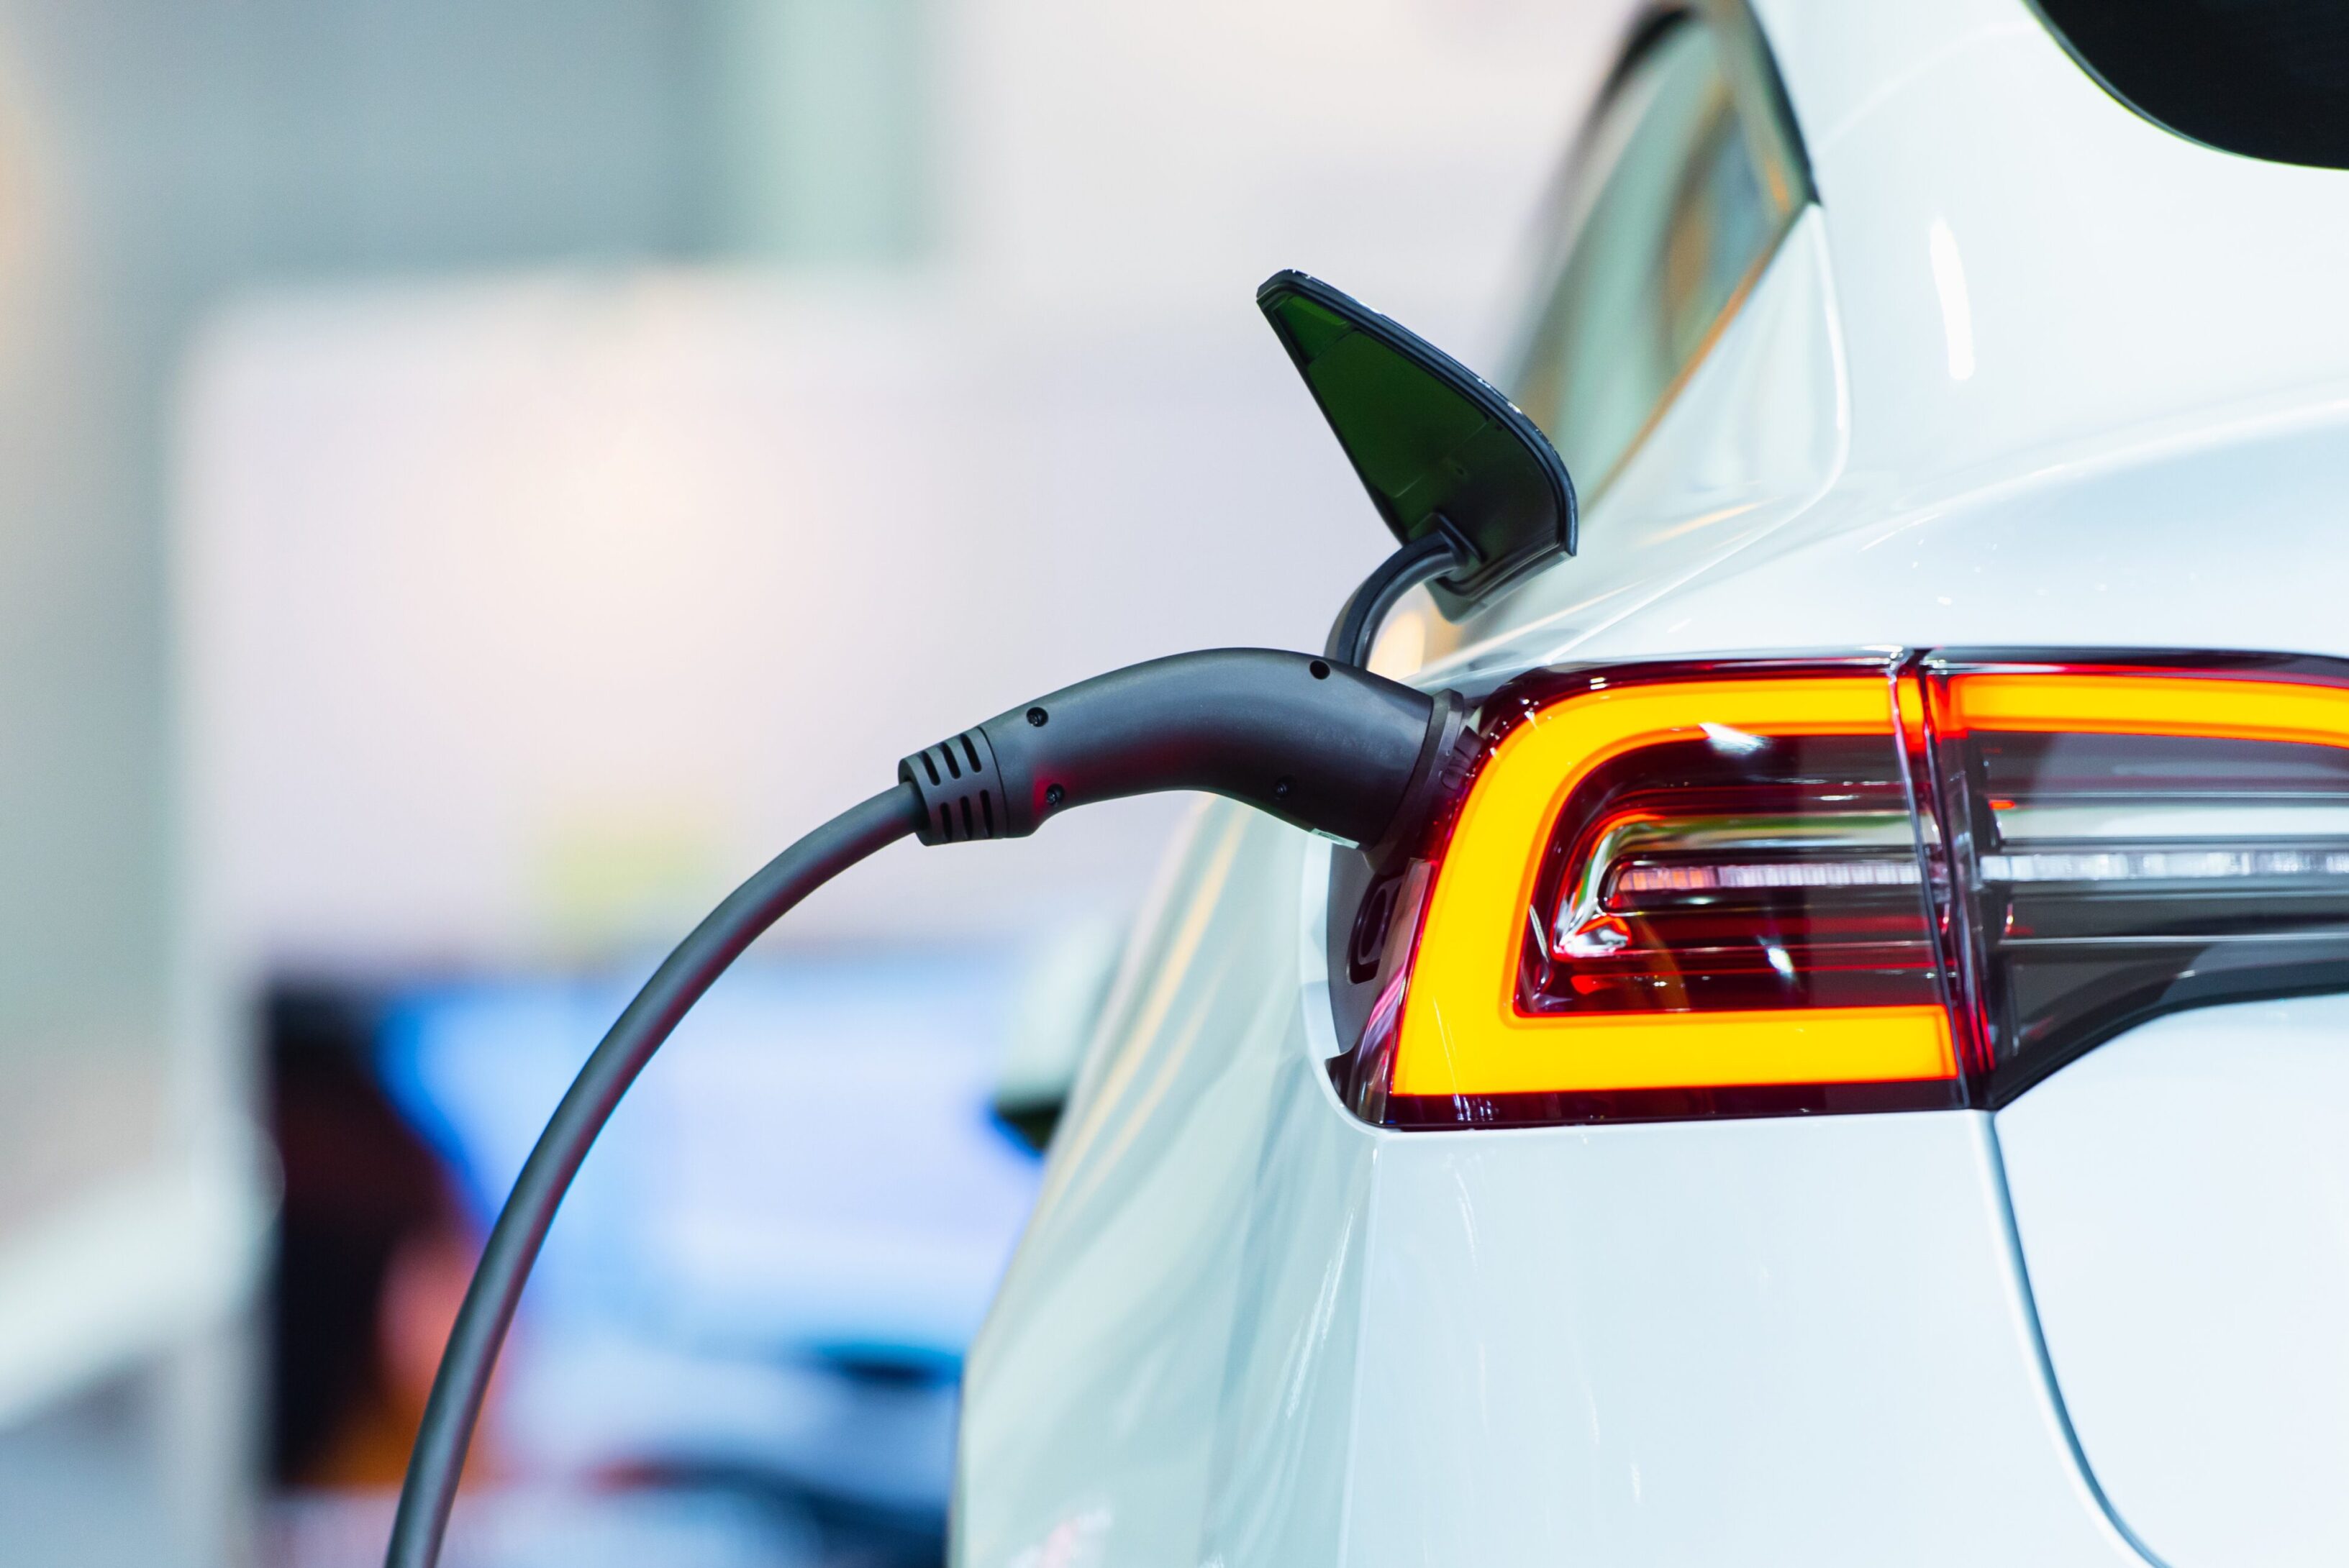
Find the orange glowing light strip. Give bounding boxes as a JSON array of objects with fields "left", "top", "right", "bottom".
[
  {"left": 1392, "top": 676, "right": 1955, "bottom": 1100},
  {"left": 1948, "top": 672, "right": 2349, "bottom": 749}
]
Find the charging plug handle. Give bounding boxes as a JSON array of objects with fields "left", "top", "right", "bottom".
[{"left": 899, "top": 648, "right": 1468, "bottom": 853}]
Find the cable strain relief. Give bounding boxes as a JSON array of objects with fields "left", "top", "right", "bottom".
[{"left": 896, "top": 726, "right": 1010, "bottom": 845}]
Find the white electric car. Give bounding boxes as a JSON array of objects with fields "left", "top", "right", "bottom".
[{"left": 957, "top": 2, "right": 2349, "bottom": 1564}]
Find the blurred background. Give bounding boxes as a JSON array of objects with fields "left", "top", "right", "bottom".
[{"left": 0, "top": 1, "right": 1633, "bottom": 1562}]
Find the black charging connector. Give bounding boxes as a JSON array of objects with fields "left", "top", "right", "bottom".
[
  {"left": 897, "top": 647, "right": 1470, "bottom": 854},
  {"left": 386, "top": 647, "right": 1473, "bottom": 1568}
]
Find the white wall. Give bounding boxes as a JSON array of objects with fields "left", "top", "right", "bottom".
[
  {"left": 181, "top": 0, "right": 1640, "bottom": 975},
  {"left": 954, "top": 0, "right": 1626, "bottom": 344},
  {"left": 179, "top": 278, "right": 1364, "bottom": 968}
]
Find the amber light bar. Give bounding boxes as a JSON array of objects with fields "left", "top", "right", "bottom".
[{"left": 1943, "top": 669, "right": 2349, "bottom": 747}]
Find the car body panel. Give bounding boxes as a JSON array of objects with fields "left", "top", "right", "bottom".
[
  {"left": 1758, "top": 0, "right": 2349, "bottom": 502},
  {"left": 960, "top": 806, "right": 2157, "bottom": 1567},
  {"left": 958, "top": 805, "right": 1365, "bottom": 1568},
  {"left": 1999, "top": 998, "right": 2349, "bottom": 1568},
  {"left": 1435, "top": 0, "right": 2349, "bottom": 683},
  {"left": 1348, "top": 1107, "right": 2139, "bottom": 1568},
  {"left": 958, "top": 2, "right": 2349, "bottom": 1563}
]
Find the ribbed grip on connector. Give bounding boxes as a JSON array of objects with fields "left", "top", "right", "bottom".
[{"left": 897, "top": 727, "right": 1005, "bottom": 845}]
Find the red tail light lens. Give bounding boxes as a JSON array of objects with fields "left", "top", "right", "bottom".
[
  {"left": 1333, "top": 650, "right": 2349, "bottom": 1127},
  {"left": 1922, "top": 655, "right": 2349, "bottom": 1103},
  {"left": 1527, "top": 730, "right": 1935, "bottom": 1016}
]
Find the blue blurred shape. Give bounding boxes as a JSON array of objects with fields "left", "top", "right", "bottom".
[{"left": 376, "top": 947, "right": 1042, "bottom": 1510}]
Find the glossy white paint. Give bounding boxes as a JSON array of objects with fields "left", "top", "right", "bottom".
[
  {"left": 1999, "top": 998, "right": 2349, "bottom": 1568},
  {"left": 1432, "top": 0, "right": 2349, "bottom": 682},
  {"left": 958, "top": 807, "right": 1376, "bottom": 1568},
  {"left": 1350, "top": 1112, "right": 2140, "bottom": 1568},
  {"left": 960, "top": 1, "right": 2349, "bottom": 1562},
  {"left": 961, "top": 807, "right": 2157, "bottom": 1566}
]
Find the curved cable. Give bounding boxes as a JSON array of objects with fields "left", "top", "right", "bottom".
[
  {"left": 1325, "top": 527, "right": 1466, "bottom": 669},
  {"left": 386, "top": 782, "right": 925, "bottom": 1568}
]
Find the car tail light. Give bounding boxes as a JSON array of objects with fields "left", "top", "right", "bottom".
[{"left": 1335, "top": 650, "right": 2349, "bottom": 1128}]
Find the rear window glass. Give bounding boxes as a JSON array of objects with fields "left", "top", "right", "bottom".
[
  {"left": 2036, "top": 0, "right": 2349, "bottom": 169},
  {"left": 1510, "top": 14, "right": 1804, "bottom": 501}
]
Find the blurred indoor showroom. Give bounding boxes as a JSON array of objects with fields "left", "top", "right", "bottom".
[{"left": 0, "top": 2, "right": 1608, "bottom": 1564}]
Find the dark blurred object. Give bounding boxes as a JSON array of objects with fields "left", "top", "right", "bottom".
[
  {"left": 2035, "top": 0, "right": 2349, "bottom": 168},
  {"left": 266, "top": 981, "right": 468, "bottom": 1487},
  {"left": 988, "top": 1100, "right": 1060, "bottom": 1155},
  {"left": 987, "top": 921, "right": 1125, "bottom": 1157}
]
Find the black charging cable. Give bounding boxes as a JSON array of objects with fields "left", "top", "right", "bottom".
[
  {"left": 384, "top": 647, "right": 1473, "bottom": 1568},
  {"left": 385, "top": 783, "right": 921, "bottom": 1568}
]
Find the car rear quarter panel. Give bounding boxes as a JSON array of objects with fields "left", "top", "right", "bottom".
[
  {"left": 1999, "top": 999, "right": 2349, "bottom": 1568},
  {"left": 957, "top": 801, "right": 2153, "bottom": 1567}
]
